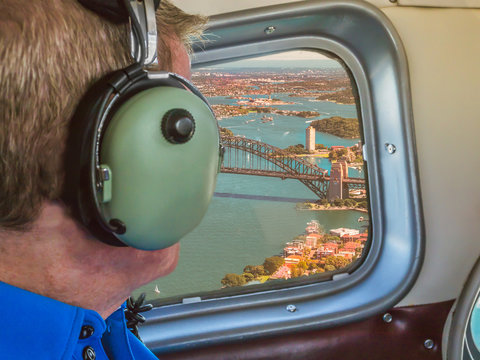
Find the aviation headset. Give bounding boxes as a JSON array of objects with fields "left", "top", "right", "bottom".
[{"left": 63, "top": 0, "right": 221, "bottom": 250}]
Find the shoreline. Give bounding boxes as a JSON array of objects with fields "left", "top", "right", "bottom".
[{"left": 296, "top": 205, "right": 368, "bottom": 213}]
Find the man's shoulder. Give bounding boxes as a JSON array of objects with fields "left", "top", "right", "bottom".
[
  {"left": 0, "top": 282, "right": 157, "bottom": 360},
  {"left": 0, "top": 281, "right": 86, "bottom": 359}
]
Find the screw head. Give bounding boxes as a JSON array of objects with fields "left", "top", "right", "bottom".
[
  {"left": 383, "top": 313, "right": 393, "bottom": 323},
  {"left": 264, "top": 26, "right": 276, "bottom": 35},
  {"left": 286, "top": 304, "right": 297, "bottom": 313},
  {"left": 424, "top": 339, "right": 434, "bottom": 350},
  {"left": 385, "top": 143, "right": 396, "bottom": 154}
]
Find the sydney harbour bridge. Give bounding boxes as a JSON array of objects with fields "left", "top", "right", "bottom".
[{"left": 219, "top": 135, "right": 366, "bottom": 200}]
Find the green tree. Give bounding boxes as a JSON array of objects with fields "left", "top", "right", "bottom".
[
  {"left": 344, "top": 199, "right": 356, "bottom": 207},
  {"left": 243, "top": 265, "right": 255, "bottom": 274},
  {"left": 324, "top": 264, "right": 336, "bottom": 272},
  {"left": 355, "top": 155, "right": 363, "bottom": 163},
  {"left": 283, "top": 144, "right": 308, "bottom": 155},
  {"left": 290, "top": 265, "right": 305, "bottom": 278},
  {"left": 302, "top": 202, "right": 314, "bottom": 209},
  {"left": 219, "top": 127, "right": 234, "bottom": 137},
  {"left": 310, "top": 117, "right": 360, "bottom": 139},
  {"left": 324, "top": 255, "right": 350, "bottom": 269},
  {"left": 320, "top": 198, "right": 329, "bottom": 206},
  {"left": 315, "top": 143, "right": 326, "bottom": 150},
  {"left": 297, "top": 261, "right": 308, "bottom": 271},
  {"left": 242, "top": 272, "right": 255, "bottom": 282},
  {"left": 333, "top": 198, "right": 345, "bottom": 207},
  {"left": 358, "top": 201, "right": 368, "bottom": 209},
  {"left": 221, "top": 273, "right": 246, "bottom": 287},
  {"left": 323, "top": 235, "right": 341, "bottom": 243},
  {"left": 243, "top": 265, "right": 265, "bottom": 277},
  {"left": 263, "top": 256, "right": 285, "bottom": 275}
]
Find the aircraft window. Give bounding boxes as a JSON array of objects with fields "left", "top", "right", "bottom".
[
  {"left": 133, "top": 51, "right": 370, "bottom": 304},
  {"left": 138, "top": 3, "right": 422, "bottom": 354}
]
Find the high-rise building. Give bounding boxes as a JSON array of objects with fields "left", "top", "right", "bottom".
[{"left": 306, "top": 126, "right": 315, "bottom": 151}]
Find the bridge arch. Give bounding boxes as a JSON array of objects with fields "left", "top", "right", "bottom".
[
  {"left": 220, "top": 135, "right": 331, "bottom": 198},
  {"left": 220, "top": 135, "right": 366, "bottom": 200}
]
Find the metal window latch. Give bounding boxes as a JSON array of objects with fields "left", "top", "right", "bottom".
[{"left": 128, "top": 0, "right": 158, "bottom": 66}]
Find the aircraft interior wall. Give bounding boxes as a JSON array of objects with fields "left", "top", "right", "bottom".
[{"left": 381, "top": 7, "right": 480, "bottom": 306}]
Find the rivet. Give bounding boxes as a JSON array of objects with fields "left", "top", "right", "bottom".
[
  {"left": 424, "top": 339, "right": 434, "bottom": 350},
  {"left": 383, "top": 313, "right": 392, "bottom": 323},
  {"left": 385, "top": 143, "right": 396, "bottom": 154},
  {"left": 264, "top": 26, "right": 276, "bottom": 35},
  {"left": 389, "top": 0, "right": 397, "bottom": 3},
  {"left": 286, "top": 304, "right": 297, "bottom": 313}
]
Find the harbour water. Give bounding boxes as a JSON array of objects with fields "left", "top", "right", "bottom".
[{"left": 134, "top": 92, "right": 368, "bottom": 301}]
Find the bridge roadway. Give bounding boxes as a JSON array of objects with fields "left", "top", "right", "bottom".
[{"left": 221, "top": 167, "right": 365, "bottom": 185}]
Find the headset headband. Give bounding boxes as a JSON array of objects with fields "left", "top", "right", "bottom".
[
  {"left": 79, "top": 0, "right": 159, "bottom": 66},
  {"left": 78, "top": 0, "right": 161, "bottom": 23}
]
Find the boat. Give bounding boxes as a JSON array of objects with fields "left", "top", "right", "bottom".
[{"left": 261, "top": 115, "right": 273, "bottom": 123}]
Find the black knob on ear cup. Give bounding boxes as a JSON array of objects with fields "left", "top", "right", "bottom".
[{"left": 161, "top": 109, "right": 195, "bottom": 144}]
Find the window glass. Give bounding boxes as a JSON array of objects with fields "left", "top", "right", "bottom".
[{"left": 134, "top": 51, "right": 369, "bottom": 303}]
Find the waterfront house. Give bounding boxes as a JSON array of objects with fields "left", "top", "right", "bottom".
[
  {"left": 317, "top": 242, "right": 339, "bottom": 258},
  {"left": 283, "top": 246, "right": 303, "bottom": 257},
  {"left": 284, "top": 255, "right": 303, "bottom": 268},
  {"left": 270, "top": 265, "right": 291, "bottom": 280},
  {"left": 306, "top": 233, "right": 322, "bottom": 248},
  {"left": 337, "top": 250, "right": 356, "bottom": 260},
  {"left": 343, "top": 241, "right": 362, "bottom": 252},
  {"left": 330, "top": 228, "right": 360, "bottom": 238}
]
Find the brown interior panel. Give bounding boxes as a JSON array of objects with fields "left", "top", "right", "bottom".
[{"left": 160, "top": 300, "right": 453, "bottom": 360}]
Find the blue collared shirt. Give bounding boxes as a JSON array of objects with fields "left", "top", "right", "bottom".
[{"left": 0, "top": 281, "right": 158, "bottom": 360}]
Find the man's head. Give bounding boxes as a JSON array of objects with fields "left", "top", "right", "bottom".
[
  {"left": 0, "top": 0, "right": 206, "bottom": 231},
  {"left": 0, "top": 0, "right": 209, "bottom": 316}
]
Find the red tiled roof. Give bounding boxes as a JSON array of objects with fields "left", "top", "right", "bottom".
[{"left": 323, "top": 242, "right": 338, "bottom": 248}]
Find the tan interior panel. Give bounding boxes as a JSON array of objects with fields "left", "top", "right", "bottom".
[{"left": 382, "top": 7, "right": 480, "bottom": 306}]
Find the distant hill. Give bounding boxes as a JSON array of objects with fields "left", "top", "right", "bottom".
[
  {"left": 315, "top": 88, "right": 355, "bottom": 105},
  {"left": 310, "top": 117, "right": 360, "bottom": 139}
]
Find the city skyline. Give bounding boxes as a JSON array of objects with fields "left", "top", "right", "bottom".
[{"left": 196, "top": 50, "right": 343, "bottom": 69}]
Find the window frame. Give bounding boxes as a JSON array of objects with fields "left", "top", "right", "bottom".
[{"left": 141, "top": 0, "right": 424, "bottom": 354}]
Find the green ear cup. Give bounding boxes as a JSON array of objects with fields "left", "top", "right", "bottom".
[{"left": 99, "top": 86, "right": 219, "bottom": 250}]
